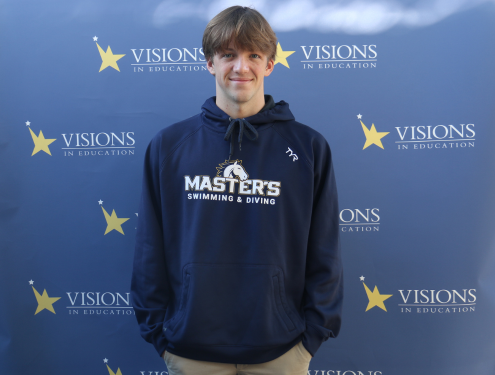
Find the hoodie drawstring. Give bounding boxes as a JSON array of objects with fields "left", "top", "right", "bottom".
[{"left": 224, "top": 118, "right": 258, "bottom": 161}]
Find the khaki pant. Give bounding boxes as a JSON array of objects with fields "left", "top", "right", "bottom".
[{"left": 163, "top": 341, "right": 311, "bottom": 375}]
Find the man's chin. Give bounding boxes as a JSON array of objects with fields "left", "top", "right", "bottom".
[{"left": 228, "top": 93, "right": 254, "bottom": 105}]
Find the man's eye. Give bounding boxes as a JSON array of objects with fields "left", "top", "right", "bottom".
[
  {"left": 224, "top": 54, "right": 233, "bottom": 58},
  {"left": 251, "top": 54, "right": 260, "bottom": 58}
]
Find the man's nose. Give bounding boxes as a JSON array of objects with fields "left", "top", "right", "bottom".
[{"left": 233, "top": 56, "right": 250, "bottom": 73}]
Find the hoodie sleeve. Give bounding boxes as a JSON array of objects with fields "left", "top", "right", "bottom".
[
  {"left": 302, "top": 136, "right": 343, "bottom": 357},
  {"left": 131, "top": 137, "right": 170, "bottom": 357}
]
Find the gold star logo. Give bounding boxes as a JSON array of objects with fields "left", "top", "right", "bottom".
[
  {"left": 29, "top": 128, "right": 56, "bottom": 156},
  {"left": 363, "top": 282, "right": 392, "bottom": 312},
  {"left": 101, "top": 206, "right": 129, "bottom": 235},
  {"left": 274, "top": 42, "right": 295, "bottom": 69},
  {"left": 361, "top": 120, "right": 389, "bottom": 149},
  {"left": 96, "top": 42, "right": 125, "bottom": 72},
  {"left": 106, "top": 364, "right": 123, "bottom": 375},
  {"left": 32, "top": 286, "right": 61, "bottom": 315}
]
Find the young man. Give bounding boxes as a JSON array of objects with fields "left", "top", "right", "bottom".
[{"left": 131, "top": 6, "right": 343, "bottom": 375}]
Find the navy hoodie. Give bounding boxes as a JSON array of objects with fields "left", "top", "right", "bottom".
[{"left": 131, "top": 96, "right": 343, "bottom": 364}]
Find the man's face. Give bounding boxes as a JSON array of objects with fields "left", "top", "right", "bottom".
[{"left": 207, "top": 43, "right": 274, "bottom": 108}]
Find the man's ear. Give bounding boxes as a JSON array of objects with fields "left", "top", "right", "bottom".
[
  {"left": 264, "top": 58, "right": 275, "bottom": 77},
  {"left": 207, "top": 57, "right": 215, "bottom": 76}
]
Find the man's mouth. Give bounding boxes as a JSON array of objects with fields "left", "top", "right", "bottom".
[{"left": 230, "top": 78, "right": 252, "bottom": 82}]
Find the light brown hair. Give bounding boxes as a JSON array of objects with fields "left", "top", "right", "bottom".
[{"left": 202, "top": 6, "right": 277, "bottom": 63}]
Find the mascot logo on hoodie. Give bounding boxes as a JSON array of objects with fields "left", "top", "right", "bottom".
[
  {"left": 184, "top": 159, "right": 281, "bottom": 199},
  {"left": 216, "top": 160, "right": 249, "bottom": 181}
]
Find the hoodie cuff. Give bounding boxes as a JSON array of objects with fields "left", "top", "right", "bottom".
[
  {"left": 302, "top": 323, "right": 330, "bottom": 357},
  {"left": 154, "top": 333, "right": 169, "bottom": 358}
]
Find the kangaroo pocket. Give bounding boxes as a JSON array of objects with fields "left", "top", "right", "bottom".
[{"left": 167, "top": 263, "right": 302, "bottom": 347}]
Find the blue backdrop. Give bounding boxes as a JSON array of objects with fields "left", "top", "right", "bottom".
[{"left": 1, "top": 1, "right": 495, "bottom": 374}]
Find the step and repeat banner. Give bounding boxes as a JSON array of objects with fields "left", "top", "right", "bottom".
[{"left": 1, "top": 0, "right": 495, "bottom": 374}]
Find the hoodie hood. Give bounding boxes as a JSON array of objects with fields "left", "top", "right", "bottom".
[
  {"left": 201, "top": 95, "right": 296, "bottom": 161},
  {"left": 201, "top": 96, "right": 296, "bottom": 132}
]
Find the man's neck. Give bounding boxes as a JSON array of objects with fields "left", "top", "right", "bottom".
[{"left": 215, "top": 92, "right": 265, "bottom": 119}]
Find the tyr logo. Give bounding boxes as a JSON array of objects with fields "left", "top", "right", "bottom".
[{"left": 286, "top": 147, "right": 298, "bottom": 162}]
